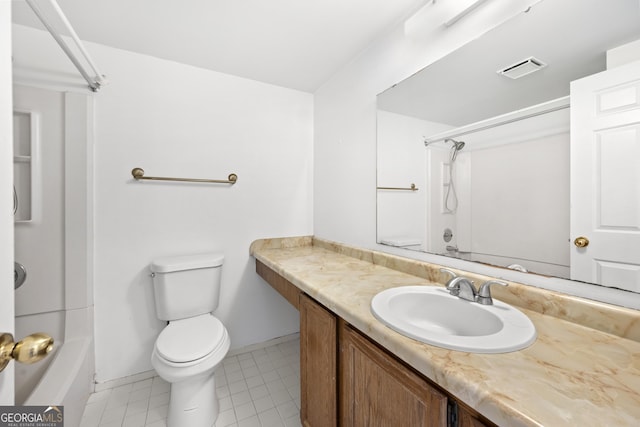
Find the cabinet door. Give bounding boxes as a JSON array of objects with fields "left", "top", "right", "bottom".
[
  {"left": 457, "top": 403, "right": 493, "bottom": 427},
  {"left": 300, "top": 294, "right": 337, "bottom": 427},
  {"left": 340, "top": 323, "right": 447, "bottom": 427}
]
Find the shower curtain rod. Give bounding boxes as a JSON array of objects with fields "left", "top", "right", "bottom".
[
  {"left": 26, "top": 0, "right": 106, "bottom": 92},
  {"left": 424, "top": 96, "right": 569, "bottom": 146}
]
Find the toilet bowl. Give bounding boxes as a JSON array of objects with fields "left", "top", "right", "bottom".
[
  {"left": 149, "top": 253, "right": 230, "bottom": 427},
  {"left": 152, "top": 314, "right": 230, "bottom": 427}
]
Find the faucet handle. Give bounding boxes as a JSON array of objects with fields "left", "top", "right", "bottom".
[
  {"left": 439, "top": 268, "right": 459, "bottom": 295},
  {"left": 477, "top": 280, "right": 508, "bottom": 305}
]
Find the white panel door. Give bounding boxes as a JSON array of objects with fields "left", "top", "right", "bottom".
[
  {"left": 570, "top": 60, "right": 640, "bottom": 292},
  {"left": 0, "top": 2, "right": 15, "bottom": 405}
]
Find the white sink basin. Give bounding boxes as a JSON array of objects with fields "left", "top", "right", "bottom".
[{"left": 371, "top": 286, "right": 536, "bottom": 353}]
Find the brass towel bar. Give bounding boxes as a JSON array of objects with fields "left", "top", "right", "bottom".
[
  {"left": 131, "top": 168, "right": 237, "bottom": 184},
  {"left": 377, "top": 183, "right": 418, "bottom": 191}
]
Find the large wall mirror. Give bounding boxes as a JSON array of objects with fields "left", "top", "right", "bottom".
[{"left": 376, "top": 0, "right": 640, "bottom": 296}]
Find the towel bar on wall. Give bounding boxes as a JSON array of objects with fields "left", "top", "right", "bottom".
[
  {"left": 131, "top": 168, "right": 237, "bottom": 184},
  {"left": 376, "top": 183, "right": 418, "bottom": 191}
]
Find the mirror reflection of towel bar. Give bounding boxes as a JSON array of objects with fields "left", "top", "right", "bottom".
[
  {"left": 131, "top": 167, "right": 237, "bottom": 184},
  {"left": 377, "top": 183, "right": 418, "bottom": 191}
]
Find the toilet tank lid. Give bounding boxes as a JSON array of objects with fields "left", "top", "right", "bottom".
[{"left": 150, "top": 252, "right": 224, "bottom": 273}]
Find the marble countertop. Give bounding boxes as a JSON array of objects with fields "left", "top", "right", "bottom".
[{"left": 250, "top": 236, "right": 640, "bottom": 427}]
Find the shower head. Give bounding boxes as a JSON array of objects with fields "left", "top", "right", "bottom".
[
  {"left": 445, "top": 138, "right": 465, "bottom": 151},
  {"left": 445, "top": 138, "right": 465, "bottom": 161}
]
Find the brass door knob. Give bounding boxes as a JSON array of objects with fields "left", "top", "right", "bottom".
[
  {"left": 0, "top": 332, "right": 54, "bottom": 373},
  {"left": 574, "top": 236, "right": 590, "bottom": 248}
]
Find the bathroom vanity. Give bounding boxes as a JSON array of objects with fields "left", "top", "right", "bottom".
[
  {"left": 259, "top": 262, "right": 479, "bottom": 426},
  {"left": 250, "top": 237, "right": 640, "bottom": 426}
]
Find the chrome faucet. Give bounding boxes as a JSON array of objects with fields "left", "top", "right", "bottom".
[
  {"left": 440, "top": 268, "right": 476, "bottom": 301},
  {"left": 446, "top": 276, "right": 477, "bottom": 302},
  {"left": 440, "top": 268, "right": 459, "bottom": 294},
  {"left": 439, "top": 268, "right": 508, "bottom": 305}
]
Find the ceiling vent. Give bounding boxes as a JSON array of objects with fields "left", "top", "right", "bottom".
[{"left": 497, "top": 57, "right": 547, "bottom": 80}]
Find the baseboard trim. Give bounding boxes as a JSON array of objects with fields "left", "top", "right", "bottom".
[
  {"left": 93, "top": 332, "right": 300, "bottom": 391},
  {"left": 227, "top": 332, "right": 300, "bottom": 357},
  {"left": 94, "top": 370, "right": 156, "bottom": 392}
]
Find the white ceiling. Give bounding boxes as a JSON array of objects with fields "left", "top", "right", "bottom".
[
  {"left": 378, "top": 0, "right": 640, "bottom": 126},
  {"left": 12, "top": 0, "right": 427, "bottom": 92}
]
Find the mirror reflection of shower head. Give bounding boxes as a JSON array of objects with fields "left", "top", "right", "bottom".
[
  {"left": 445, "top": 138, "right": 465, "bottom": 161},
  {"left": 445, "top": 138, "right": 465, "bottom": 151}
]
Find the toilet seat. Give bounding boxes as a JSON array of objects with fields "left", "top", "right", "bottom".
[{"left": 156, "top": 314, "right": 226, "bottom": 363}]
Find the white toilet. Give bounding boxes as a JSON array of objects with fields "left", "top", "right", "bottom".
[{"left": 150, "top": 253, "right": 231, "bottom": 427}]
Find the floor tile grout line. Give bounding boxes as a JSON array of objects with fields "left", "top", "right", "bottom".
[{"left": 81, "top": 338, "right": 301, "bottom": 427}]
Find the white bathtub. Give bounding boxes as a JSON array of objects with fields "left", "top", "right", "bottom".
[{"left": 23, "top": 308, "right": 94, "bottom": 427}]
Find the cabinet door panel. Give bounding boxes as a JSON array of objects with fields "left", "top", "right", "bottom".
[
  {"left": 340, "top": 323, "right": 447, "bottom": 427},
  {"left": 458, "top": 404, "right": 492, "bottom": 427},
  {"left": 300, "top": 294, "right": 337, "bottom": 427}
]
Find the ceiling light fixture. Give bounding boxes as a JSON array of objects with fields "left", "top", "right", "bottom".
[{"left": 444, "top": 0, "right": 490, "bottom": 27}]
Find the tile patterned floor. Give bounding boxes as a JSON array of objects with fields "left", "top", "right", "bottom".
[{"left": 80, "top": 338, "right": 301, "bottom": 427}]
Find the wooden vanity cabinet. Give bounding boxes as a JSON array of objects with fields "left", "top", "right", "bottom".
[
  {"left": 256, "top": 260, "right": 300, "bottom": 309},
  {"left": 457, "top": 406, "right": 491, "bottom": 427},
  {"left": 339, "top": 321, "right": 448, "bottom": 426},
  {"left": 300, "top": 294, "right": 337, "bottom": 427},
  {"left": 256, "top": 261, "right": 494, "bottom": 427}
]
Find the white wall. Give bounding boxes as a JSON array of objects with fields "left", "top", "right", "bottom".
[
  {"left": 0, "top": 2, "right": 15, "bottom": 405},
  {"left": 607, "top": 39, "right": 640, "bottom": 69},
  {"left": 13, "top": 25, "right": 313, "bottom": 383},
  {"left": 376, "top": 111, "right": 457, "bottom": 252},
  {"left": 376, "top": 111, "right": 450, "bottom": 248},
  {"left": 314, "top": 0, "right": 540, "bottom": 248}
]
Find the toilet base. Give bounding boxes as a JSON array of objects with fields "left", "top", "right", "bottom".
[{"left": 168, "top": 373, "right": 218, "bottom": 427}]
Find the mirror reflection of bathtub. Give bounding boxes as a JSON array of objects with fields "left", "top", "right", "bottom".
[
  {"left": 13, "top": 84, "right": 94, "bottom": 427},
  {"left": 376, "top": 0, "right": 640, "bottom": 294}
]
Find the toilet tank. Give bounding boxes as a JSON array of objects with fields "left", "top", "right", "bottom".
[{"left": 150, "top": 253, "right": 224, "bottom": 321}]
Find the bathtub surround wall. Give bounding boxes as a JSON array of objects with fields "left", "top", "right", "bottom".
[
  {"left": 11, "top": 85, "right": 95, "bottom": 426},
  {"left": 13, "top": 86, "right": 66, "bottom": 405},
  {"left": 468, "top": 132, "right": 570, "bottom": 277},
  {"left": 13, "top": 25, "right": 312, "bottom": 384}
]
